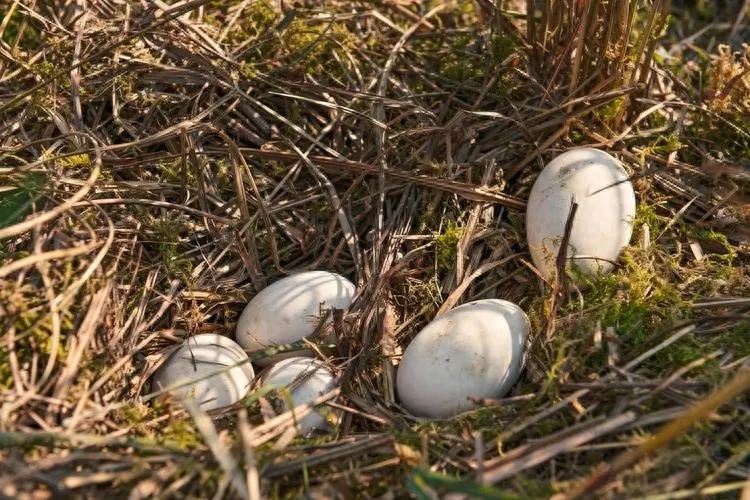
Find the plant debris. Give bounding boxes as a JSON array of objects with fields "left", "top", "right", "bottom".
[{"left": 1, "top": 1, "right": 749, "bottom": 499}]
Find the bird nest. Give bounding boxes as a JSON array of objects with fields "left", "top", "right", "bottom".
[{"left": 1, "top": 1, "right": 749, "bottom": 498}]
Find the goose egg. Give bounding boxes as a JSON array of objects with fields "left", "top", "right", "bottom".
[
  {"left": 236, "top": 271, "right": 356, "bottom": 366},
  {"left": 396, "top": 299, "right": 530, "bottom": 419},
  {"left": 151, "top": 333, "right": 255, "bottom": 411},
  {"left": 526, "top": 147, "right": 637, "bottom": 280},
  {"left": 261, "top": 356, "right": 338, "bottom": 433}
]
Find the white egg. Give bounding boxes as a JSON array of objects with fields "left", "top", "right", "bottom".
[
  {"left": 151, "top": 334, "right": 255, "bottom": 412},
  {"left": 396, "top": 299, "right": 530, "bottom": 419},
  {"left": 261, "top": 356, "right": 338, "bottom": 434},
  {"left": 236, "top": 270, "right": 356, "bottom": 366},
  {"left": 526, "top": 147, "right": 637, "bottom": 281}
]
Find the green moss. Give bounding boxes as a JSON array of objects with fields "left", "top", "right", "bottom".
[
  {"left": 568, "top": 129, "right": 585, "bottom": 143},
  {"left": 147, "top": 217, "right": 193, "bottom": 282},
  {"left": 35, "top": 60, "right": 62, "bottom": 82},
  {"left": 55, "top": 153, "right": 92, "bottom": 169},
  {"left": 0, "top": 280, "right": 74, "bottom": 390},
  {"left": 206, "top": 1, "right": 359, "bottom": 81},
  {"left": 692, "top": 0, "right": 716, "bottom": 24},
  {"left": 544, "top": 227, "right": 689, "bottom": 380},
  {"left": 650, "top": 131, "right": 683, "bottom": 155},
  {"left": 521, "top": 413, "right": 570, "bottom": 439},
  {"left": 282, "top": 20, "right": 359, "bottom": 78},
  {"left": 1, "top": 6, "right": 43, "bottom": 50},
  {"left": 31, "top": 316, "right": 72, "bottom": 362},
  {"left": 213, "top": 159, "right": 235, "bottom": 194},
  {"left": 510, "top": 474, "right": 557, "bottom": 498},
  {"left": 665, "top": 341, "right": 705, "bottom": 366},
  {"left": 159, "top": 418, "right": 203, "bottom": 448},
  {"left": 155, "top": 159, "right": 195, "bottom": 185},
  {"left": 714, "top": 322, "right": 750, "bottom": 359},
  {"left": 644, "top": 109, "right": 670, "bottom": 128},
  {"left": 428, "top": 0, "right": 476, "bottom": 17},
  {"left": 538, "top": 188, "right": 746, "bottom": 382},
  {"left": 437, "top": 32, "right": 479, "bottom": 81},
  {"left": 435, "top": 221, "right": 463, "bottom": 271},
  {"left": 690, "top": 227, "right": 732, "bottom": 250},
  {"left": 687, "top": 114, "right": 750, "bottom": 161},
  {"left": 205, "top": 0, "right": 279, "bottom": 47},
  {"left": 452, "top": 406, "right": 510, "bottom": 432},
  {"left": 410, "top": 28, "right": 521, "bottom": 100},
  {"left": 571, "top": 249, "right": 682, "bottom": 350},
  {"left": 630, "top": 203, "right": 668, "bottom": 234},
  {"left": 597, "top": 97, "right": 627, "bottom": 123}
]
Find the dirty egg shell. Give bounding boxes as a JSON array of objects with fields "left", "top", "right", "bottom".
[
  {"left": 396, "top": 299, "right": 530, "bottom": 419},
  {"left": 261, "top": 356, "right": 338, "bottom": 434},
  {"left": 151, "top": 334, "right": 255, "bottom": 412},
  {"left": 236, "top": 270, "right": 356, "bottom": 366},
  {"left": 526, "top": 147, "right": 637, "bottom": 281}
]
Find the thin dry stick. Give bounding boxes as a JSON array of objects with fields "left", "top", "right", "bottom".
[
  {"left": 52, "top": 281, "right": 113, "bottom": 402},
  {"left": 70, "top": 13, "right": 86, "bottom": 132},
  {"left": 545, "top": 198, "right": 578, "bottom": 341},
  {"left": 245, "top": 388, "right": 341, "bottom": 447},
  {"left": 0, "top": 0, "right": 215, "bottom": 115},
  {"left": 0, "top": 160, "right": 101, "bottom": 240},
  {"left": 483, "top": 411, "right": 637, "bottom": 484},
  {"left": 380, "top": 302, "right": 399, "bottom": 404},
  {"left": 237, "top": 409, "right": 261, "bottom": 500},
  {"left": 36, "top": 242, "right": 63, "bottom": 395},
  {"left": 435, "top": 253, "right": 525, "bottom": 317},
  {"left": 0, "top": 241, "right": 103, "bottom": 280},
  {"left": 371, "top": 2, "right": 446, "bottom": 274},
  {"left": 562, "top": 367, "right": 750, "bottom": 499},
  {"left": 629, "top": 350, "right": 723, "bottom": 407},
  {"left": 182, "top": 399, "right": 249, "bottom": 500},
  {"left": 262, "top": 434, "right": 394, "bottom": 479},
  {"left": 287, "top": 140, "right": 363, "bottom": 280},
  {"left": 491, "top": 324, "right": 696, "bottom": 447},
  {"left": 227, "top": 147, "right": 526, "bottom": 210},
  {"left": 53, "top": 204, "right": 116, "bottom": 311}
]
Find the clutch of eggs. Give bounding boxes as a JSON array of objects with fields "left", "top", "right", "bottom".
[
  {"left": 526, "top": 147, "right": 637, "bottom": 281},
  {"left": 236, "top": 270, "right": 356, "bottom": 366},
  {"left": 396, "top": 299, "right": 530, "bottom": 419},
  {"left": 151, "top": 333, "right": 255, "bottom": 412}
]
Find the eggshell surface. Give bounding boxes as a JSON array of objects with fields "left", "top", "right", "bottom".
[
  {"left": 396, "top": 299, "right": 530, "bottom": 419},
  {"left": 236, "top": 271, "right": 355, "bottom": 366},
  {"left": 261, "top": 357, "right": 337, "bottom": 433},
  {"left": 526, "top": 147, "right": 637, "bottom": 280},
  {"left": 152, "top": 334, "right": 255, "bottom": 411}
]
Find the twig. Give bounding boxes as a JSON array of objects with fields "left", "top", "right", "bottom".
[
  {"left": 182, "top": 399, "right": 249, "bottom": 500},
  {"left": 545, "top": 197, "right": 578, "bottom": 341},
  {"left": 561, "top": 367, "right": 750, "bottom": 499}
]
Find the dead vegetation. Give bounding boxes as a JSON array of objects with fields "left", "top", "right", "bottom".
[{"left": 0, "top": 0, "right": 749, "bottom": 498}]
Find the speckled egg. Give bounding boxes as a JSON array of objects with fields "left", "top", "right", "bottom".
[
  {"left": 396, "top": 299, "right": 530, "bottom": 419},
  {"left": 151, "top": 334, "right": 255, "bottom": 412},
  {"left": 526, "top": 147, "right": 637, "bottom": 280},
  {"left": 236, "top": 270, "right": 356, "bottom": 366},
  {"left": 261, "top": 356, "right": 338, "bottom": 434}
]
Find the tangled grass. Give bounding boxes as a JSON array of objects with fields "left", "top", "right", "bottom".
[{"left": 1, "top": 0, "right": 749, "bottom": 498}]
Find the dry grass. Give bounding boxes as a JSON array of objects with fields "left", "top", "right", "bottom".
[{"left": 1, "top": 0, "right": 749, "bottom": 498}]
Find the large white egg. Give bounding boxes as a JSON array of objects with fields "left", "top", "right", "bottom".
[
  {"left": 260, "top": 356, "right": 338, "bottom": 434},
  {"left": 396, "top": 299, "right": 530, "bottom": 419},
  {"left": 151, "top": 334, "right": 255, "bottom": 412},
  {"left": 526, "top": 147, "right": 637, "bottom": 281},
  {"left": 236, "top": 270, "right": 355, "bottom": 366}
]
